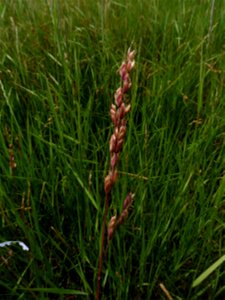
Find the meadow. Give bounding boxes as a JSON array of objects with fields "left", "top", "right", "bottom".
[{"left": 1, "top": 0, "right": 225, "bottom": 299}]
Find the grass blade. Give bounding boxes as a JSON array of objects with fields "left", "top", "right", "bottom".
[{"left": 192, "top": 255, "right": 225, "bottom": 287}]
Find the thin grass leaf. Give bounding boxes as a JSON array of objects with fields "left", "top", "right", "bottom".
[
  {"left": 192, "top": 255, "right": 225, "bottom": 287},
  {"left": 19, "top": 287, "right": 88, "bottom": 296},
  {"left": 67, "top": 163, "right": 98, "bottom": 210}
]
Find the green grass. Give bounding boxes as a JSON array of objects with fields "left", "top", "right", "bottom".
[{"left": 1, "top": 0, "right": 225, "bottom": 299}]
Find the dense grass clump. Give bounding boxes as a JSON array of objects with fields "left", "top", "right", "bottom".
[{"left": 1, "top": 0, "right": 225, "bottom": 299}]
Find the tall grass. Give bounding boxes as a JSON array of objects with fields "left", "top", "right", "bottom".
[{"left": 0, "top": 0, "right": 225, "bottom": 299}]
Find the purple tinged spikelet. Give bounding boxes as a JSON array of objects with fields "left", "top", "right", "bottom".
[
  {"left": 110, "top": 104, "right": 117, "bottom": 124},
  {"left": 110, "top": 152, "right": 119, "bottom": 169},
  {"left": 123, "top": 192, "right": 134, "bottom": 210},
  {"left": 109, "top": 134, "right": 117, "bottom": 153},
  {"left": 124, "top": 104, "right": 131, "bottom": 114},
  {"left": 114, "top": 87, "right": 123, "bottom": 107},
  {"left": 111, "top": 170, "right": 118, "bottom": 184},
  {"left": 104, "top": 174, "right": 112, "bottom": 194},
  {"left": 108, "top": 216, "right": 117, "bottom": 242},
  {"left": 107, "top": 193, "right": 135, "bottom": 241}
]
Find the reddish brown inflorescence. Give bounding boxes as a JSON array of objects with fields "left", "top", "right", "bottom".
[
  {"left": 105, "top": 48, "right": 136, "bottom": 242},
  {"left": 104, "top": 48, "right": 136, "bottom": 196},
  {"left": 97, "top": 48, "right": 136, "bottom": 300}
]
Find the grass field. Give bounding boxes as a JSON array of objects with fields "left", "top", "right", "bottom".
[{"left": 1, "top": 0, "right": 225, "bottom": 299}]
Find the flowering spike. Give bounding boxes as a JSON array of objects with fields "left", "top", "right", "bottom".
[{"left": 98, "top": 48, "right": 136, "bottom": 300}]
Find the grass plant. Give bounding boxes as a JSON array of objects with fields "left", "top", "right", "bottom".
[{"left": 1, "top": 0, "right": 225, "bottom": 299}]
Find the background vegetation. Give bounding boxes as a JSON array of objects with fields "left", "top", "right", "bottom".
[{"left": 0, "top": 0, "right": 225, "bottom": 299}]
